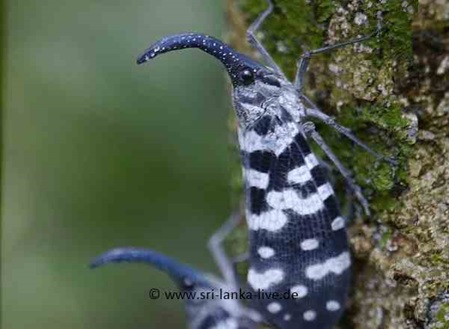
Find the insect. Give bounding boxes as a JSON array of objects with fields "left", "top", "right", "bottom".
[
  {"left": 92, "top": 0, "right": 394, "bottom": 328},
  {"left": 91, "top": 245, "right": 261, "bottom": 329},
  {"left": 135, "top": 1, "right": 393, "bottom": 328}
]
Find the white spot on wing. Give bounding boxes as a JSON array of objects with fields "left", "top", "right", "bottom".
[
  {"left": 317, "top": 183, "right": 334, "bottom": 200},
  {"left": 290, "top": 285, "right": 308, "bottom": 298},
  {"left": 326, "top": 300, "right": 341, "bottom": 311},
  {"left": 247, "top": 210, "right": 288, "bottom": 232},
  {"left": 305, "top": 252, "right": 351, "bottom": 280},
  {"left": 257, "top": 246, "right": 275, "bottom": 259},
  {"left": 300, "top": 239, "right": 319, "bottom": 251},
  {"left": 267, "top": 302, "right": 282, "bottom": 314},
  {"left": 331, "top": 216, "right": 345, "bottom": 231},
  {"left": 247, "top": 268, "right": 284, "bottom": 290},
  {"left": 304, "top": 154, "right": 319, "bottom": 168},
  {"left": 266, "top": 190, "right": 296, "bottom": 210},
  {"left": 239, "top": 122, "right": 299, "bottom": 156},
  {"left": 283, "top": 314, "right": 291, "bottom": 321},
  {"left": 246, "top": 169, "right": 269, "bottom": 189},
  {"left": 266, "top": 189, "right": 324, "bottom": 215},
  {"left": 303, "top": 310, "right": 316, "bottom": 321},
  {"left": 287, "top": 165, "right": 312, "bottom": 184}
]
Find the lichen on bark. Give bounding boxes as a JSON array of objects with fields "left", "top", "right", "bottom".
[{"left": 226, "top": 0, "right": 449, "bottom": 328}]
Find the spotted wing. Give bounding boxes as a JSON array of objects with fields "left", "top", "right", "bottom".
[{"left": 240, "top": 114, "right": 351, "bottom": 329}]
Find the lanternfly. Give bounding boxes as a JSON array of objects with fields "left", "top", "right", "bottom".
[{"left": 91, "top": 1, "right": 394, "bottom": 328}]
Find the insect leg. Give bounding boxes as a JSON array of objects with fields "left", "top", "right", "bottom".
[
  {"left": 302, "top": 95, "right": 397, "bottom": 165},
  {"left": 302, "top": 121, "right": 371, "bottom": 216},
  {"left": 228, "top": 252, "right": 249, "bottom": 291},
  {"left": 232, "top": 252, "right": 249, "bottom": 265},
  {"left": 208, "top": 212, "right": 242, "bottom": 291},
  {"left": 247, "top": 0, "right": 284, "bottom": 74},
  {"left": 294, "top": 27, "right": 382, "bottom": 92}
]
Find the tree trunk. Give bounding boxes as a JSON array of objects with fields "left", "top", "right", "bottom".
[{"left": 227, "top": 0, "right": 449, "bottom": 328}]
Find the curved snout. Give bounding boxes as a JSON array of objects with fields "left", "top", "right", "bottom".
[{"left": 90, "top": 247, "right": 207, "bottom": 286}]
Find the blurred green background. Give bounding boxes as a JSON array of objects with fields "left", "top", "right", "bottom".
[{"left": 2, "top": 1, "right": 232, "bottom": 328}]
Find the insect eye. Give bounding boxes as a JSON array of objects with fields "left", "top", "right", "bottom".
[{"left": 239, "top": 69, "right": 255, "bottom": 85}]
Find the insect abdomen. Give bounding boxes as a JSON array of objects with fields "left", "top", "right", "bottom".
[{"left": 240, "top": 114, "right": 351, "bottom": 329}]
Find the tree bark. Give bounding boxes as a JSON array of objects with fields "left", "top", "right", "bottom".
[{"left": 227, "top": 0, "right": 449, "bottom": 328}]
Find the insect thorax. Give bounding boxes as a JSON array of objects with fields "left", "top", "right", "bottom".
[{"left": 233, "top": 80, "right": 306, "bottom": 131}]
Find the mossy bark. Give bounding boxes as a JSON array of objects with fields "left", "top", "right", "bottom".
[{"left": 226, "top": 0, "right": 449, "bottom": 328}]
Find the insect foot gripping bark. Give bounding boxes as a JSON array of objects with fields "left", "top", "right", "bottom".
[
  {"left": 135, "top": 2, "right": 394, "bottom": 329},
  {"left": 90, "top": 248, "right": 260, "bottom": 329}
]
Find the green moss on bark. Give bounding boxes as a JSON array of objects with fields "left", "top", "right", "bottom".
[{"left": 227, "top": 0, "right": 449, "bottom": 328}]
